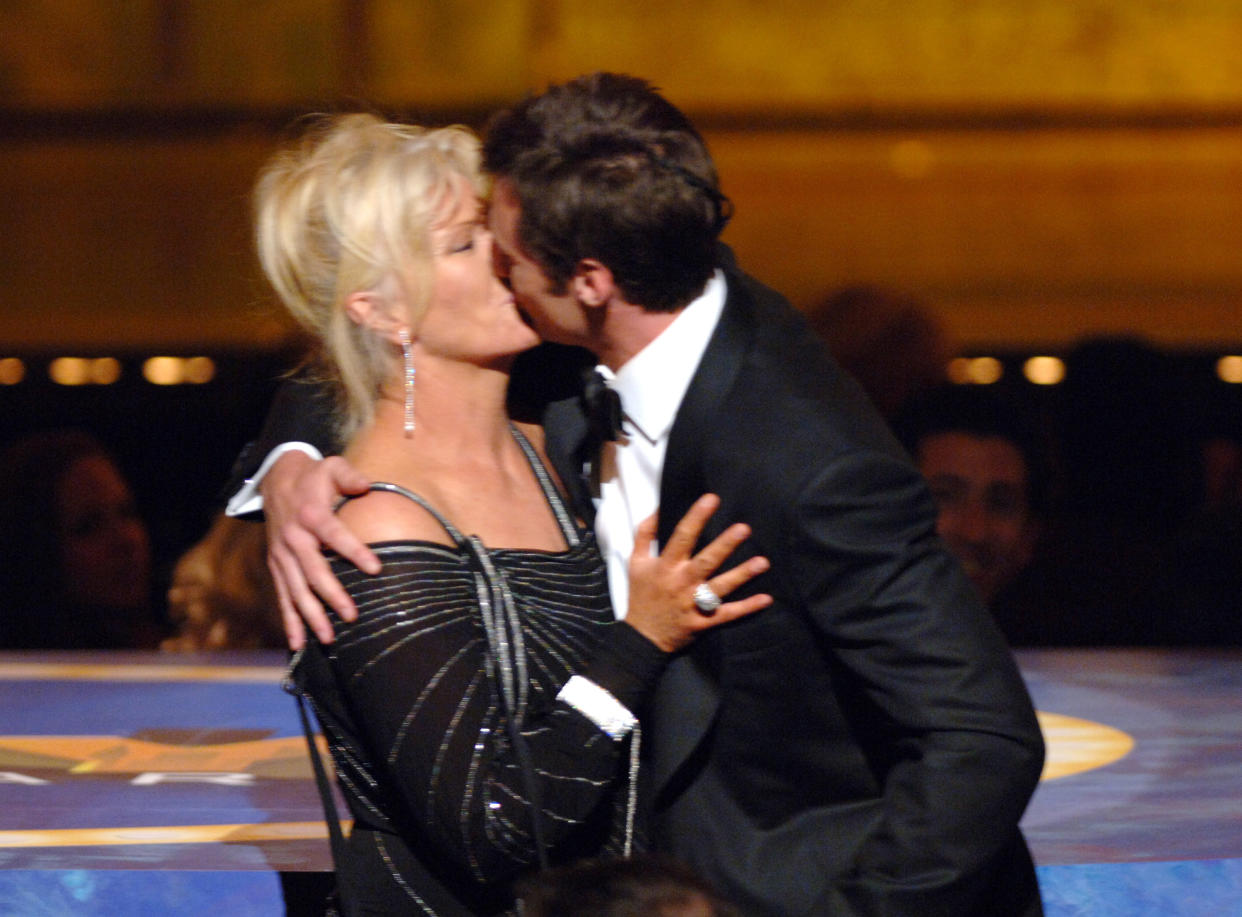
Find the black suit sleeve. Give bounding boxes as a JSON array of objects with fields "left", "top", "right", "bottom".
[
  {"left": 785, "top": 447, "right": 1045, "bottom": 915},
  {"left": 219, "top": 375, "right": 342, "bottom": 510}
]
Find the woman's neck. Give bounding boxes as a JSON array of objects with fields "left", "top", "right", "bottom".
[
  {"left": 351, "top": 359, "right": 517, "bottom": 473},
  {"left": 343, "top": 357, "right": 571, "bottom": 550}
]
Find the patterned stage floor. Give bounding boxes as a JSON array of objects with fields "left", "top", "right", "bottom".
[
  {"left": 0, "top": 648, "right": 1237, "bottom": 915},
  {"left": 1017, "top": 647, "right": 1242, "bottom": 915}
]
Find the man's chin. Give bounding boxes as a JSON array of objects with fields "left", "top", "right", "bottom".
[
  {"left": 517, "top": 309, "right": 571, "bottom": 347},
  {"left": 515, "top": 305, "right": 549, "bottom": 339},
  {"left": 966, "top": 568, "right": 1008, "bottom": 604},
  {"left": 954, "top": 556, "right": 1000, "bottom": 602}
]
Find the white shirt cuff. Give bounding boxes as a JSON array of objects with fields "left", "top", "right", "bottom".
[
  {"left": 557, "top": 675, "right": 638, "bottom": 740},
  {"left": 224, "top": 442, "right": 324, "bottom": 517}
]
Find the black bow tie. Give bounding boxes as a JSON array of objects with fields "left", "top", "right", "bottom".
[{"left": 581, "top": 368, "right": 625, "bottom": 443}]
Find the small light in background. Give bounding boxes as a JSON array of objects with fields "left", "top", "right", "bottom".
[
  {"left": 144, "top": 356, "right": 184, "bottom": 385},
  {"left": 0, "top": 358, "right": 25, "bottom": 385},
  {"left": 947, "top": 356, "right": 1004, "bottom": 385},
  {"left": 143, "top": 356, "right": 217, "bottom": 385},
  {"left": 1023, "top": 355, "right": 1066, "bottom": 386},
  {"left": 183, "top": 356, "right": 216, "bottom": 384},
  {"left": 49, "top": 357, "right": 122, "bottom": 386},
  {"left": 1217, "top": 355, "right": 1242, "bottom": 384},
  {"left": 89, "top": 357, "right": 122, "bottom": 385},
  {"left": 49, "top": 357, "right": 92, "bottom": 386}
]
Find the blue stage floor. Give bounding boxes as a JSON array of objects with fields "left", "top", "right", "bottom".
[
  {"left": 1017, "top": 648, "right": 1242, "bottom": 915},
  {"left": 0, "top": 648, "right": 1237, "bottom": 915}
]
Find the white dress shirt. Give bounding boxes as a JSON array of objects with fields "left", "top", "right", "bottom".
[
  {"left": 224, "top": 441, "right": 323, "bottom": 517},
  {"left": 595, "top": 270, "right": 727, "bottom": 619}
]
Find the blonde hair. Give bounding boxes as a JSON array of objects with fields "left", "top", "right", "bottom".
[
  {"left": 254, "top": 113, "right": 484, "bottom": 438},
  {"left": 162, "top": 514, "right": 282, "bottom": 652}
]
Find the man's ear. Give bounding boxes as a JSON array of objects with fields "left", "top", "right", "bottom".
[
  {"left": 344, "top": 290, "right": 407, "bottom": 344},
  {"left": 570, "top": 258, "right": 616, "bottom": 309}
]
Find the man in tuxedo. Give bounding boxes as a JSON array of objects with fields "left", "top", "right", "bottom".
[{"left": 239, "top": 74, "right": 1045, "bottom": 915}]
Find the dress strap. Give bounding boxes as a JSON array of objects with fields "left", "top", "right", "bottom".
[
  {"left": 340, "top": 482, "right": 468, "bottom": 547},
  {"left": 508, "top": 424, "right": 582, "bottom": 548}
]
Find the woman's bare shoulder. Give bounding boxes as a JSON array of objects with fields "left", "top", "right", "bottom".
[{"left": 336, "top": 486, "right": 455, "bottom": 547}]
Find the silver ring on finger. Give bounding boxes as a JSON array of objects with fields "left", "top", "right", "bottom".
[{"left": 693, "top": 582, "right": 722, "bottom": 616}]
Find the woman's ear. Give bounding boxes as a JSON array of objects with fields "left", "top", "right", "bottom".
[
  {"left": 345, "top": 290, "right": 408, "bottom": 344},
  {"left": 570, "top": 258, "right": 616, "bottom": 309}
]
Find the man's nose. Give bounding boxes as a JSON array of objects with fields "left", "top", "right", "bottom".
[
  {"left": 953, "top": 501, "right": 993, "bottom": 542},
  {"left": 113, "top": 517, "right": 148, "bottom": 551},
  {"left": 490, "top": 240, "right": 511, "bottom": 279}
]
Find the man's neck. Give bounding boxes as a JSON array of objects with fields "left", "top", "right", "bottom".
[{"left": 594, "top": 300, "right": 683, "bottom": 372}]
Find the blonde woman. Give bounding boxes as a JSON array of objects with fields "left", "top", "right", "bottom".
[{"left": 253, "top": 115, "right": 770, "bottom": 916}]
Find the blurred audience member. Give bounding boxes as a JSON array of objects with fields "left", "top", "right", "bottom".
[
  {"left": 806, "top": 285, "right": 951, "bottom": 419},
  {"left": 896, "top": 387, "right": 1052, "bottom": 644},
  {"left": 162, "top": 512, "right": 282, "bottom": 652},
  {"left": 1200, "top": 435, "right": 1242, "bottom": 512},
  {"left": 1038, "top": 336, "right": 1195, "bottom": 645},
  {"left": 517, "top": 855, "right": 742, "bottom": 917},
  {"left": 0, "top": 429, "right": 165, "bottom": 649},
  {"left": 1157, "top": 400, "right": 1242, "bottom": 646},
  {"left": 897, "top": 388, "right": 1042, "bottom": 598}
]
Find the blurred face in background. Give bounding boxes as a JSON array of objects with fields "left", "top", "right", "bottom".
[
  {"left": 55, "top": 454, "right": 151, "bottom": 610},
  {"left": 918, "top": 431, "right": 1037, "bottom": 603}
]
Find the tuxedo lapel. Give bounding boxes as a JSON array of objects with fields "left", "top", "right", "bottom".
[
  {"left": 542, "top": 395, "right": 596, "bottom": 525},
  {"left": 543, "top": 276, "right": 760, "bottom": 794},
  {"left": 658, "top": 274, "right": 757, "bottom": 544},
  {"left": 649, "top": 274, "right": 758, "bottom": 793}
]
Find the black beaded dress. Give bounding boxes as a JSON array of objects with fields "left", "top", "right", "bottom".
[{"left": 289, "top": 428, "right": 666, "bottom": 916}]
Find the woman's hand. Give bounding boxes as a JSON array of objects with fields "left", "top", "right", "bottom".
[{"left": 625, "top": 494, "right": 772, "bottom": 652}]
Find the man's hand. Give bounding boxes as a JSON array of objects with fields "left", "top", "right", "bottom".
[{"left": 263, "top": 451, "right": 378, "bottom": 649}]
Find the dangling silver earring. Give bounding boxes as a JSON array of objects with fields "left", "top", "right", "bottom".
[{"left": 399, "top": 328, "right": 415, "bottom": 436}]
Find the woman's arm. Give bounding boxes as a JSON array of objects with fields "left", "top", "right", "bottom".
[{"left": 319, "top": 551, "right": 655, "bottom": 883}]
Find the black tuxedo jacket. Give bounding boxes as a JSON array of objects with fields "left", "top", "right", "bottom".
[
  {"left": 544, "top": 267, "right": 1045, "bottom": 916},
  {"left": 227, "top": 269, "right": 1045, "bottom": 916}
]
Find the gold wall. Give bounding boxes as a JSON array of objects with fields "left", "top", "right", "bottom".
[{"left": 3, "top": 0, "right": 1241, "bottom": 351}]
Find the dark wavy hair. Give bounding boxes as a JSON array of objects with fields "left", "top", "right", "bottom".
[
  {"left": 894, "top": 385, "right": 1050, "bottom": 517},
  {"left": 483, "top": 72, "right": 730, "bottom": 313},
  {"left": 517, "top": 855, "right": 742, "bottom": 917}
]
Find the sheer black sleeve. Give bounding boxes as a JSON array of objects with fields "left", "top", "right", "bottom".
[{"left": 299, "top": 542, "right": 666, "bottom": 884}]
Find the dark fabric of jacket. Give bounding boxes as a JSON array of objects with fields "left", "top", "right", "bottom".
[{"left": 543, "top": 265, "right": 1045, "bottom": 917}]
